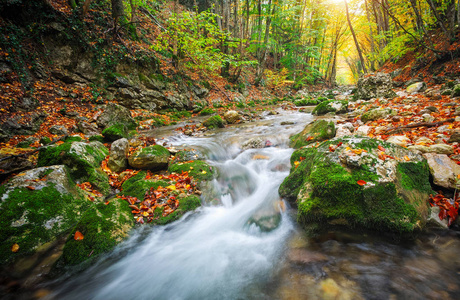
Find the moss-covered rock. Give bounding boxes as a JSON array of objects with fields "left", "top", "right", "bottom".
[
  {"left": 451, "top": 84, "right": 460, "bottom": 97},
  {"left": 151, "top": 195, "right": 201, "bottom": 225},
  {"left": 168, "top": 160, "right": 216, "bottom": 181},
  {"left": 58, "top": 198, "right": 134, "bottom": 267},
  {"left": 294, "top": 99, "right": 318, "bottom": 106},
  {"left": 102, "top": 123, "right": 128, "bottom": 141},
  {"left": 173, "top": 149, "right": 205, "bottom": 162},
  {"left": 37, "top": 141, "right": 110, "bottom": 194},
  {"left": 355, "top": 72, "right": 396, "bottom": 100},
  {"left": 289, "top": 120, "right": 336, "bottom": 149},
  {"left": 128, "top": 145, "right": 170, "bottom": 170},
  {"left": 361, "top": 108, "right": 396, "bottom": 123},
  {"left": 96, "top": 103, "right": 137, "bottom": 130},
  {"left": 203, "top": 115, "right": 225, "bottom": 129},
  {"left": 312, "top": 100, "right": 348, "bottom": 115},
  {"left": 0, "top": 166, "right": 88, "bottom": 264},
  {"left": 279, "top": 136, "right": 432, "bottom": 235}
]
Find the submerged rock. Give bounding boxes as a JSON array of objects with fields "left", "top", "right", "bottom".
[{"left": 279, "top": 136, "right": 432, "bottom": 234}]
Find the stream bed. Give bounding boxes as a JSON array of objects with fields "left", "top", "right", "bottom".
[{"left": 48, "top": 108, "right": 460, "bottom": 299}]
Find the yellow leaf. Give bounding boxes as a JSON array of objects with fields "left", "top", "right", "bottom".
[
  {"left": 404, "top": 155, "right": 410, "bottom": 161},
  {"left": 345, "top": 147, "right": 351, "bottom": 151},
  {"left": 167, "top": 185, "right": 176, "bottom": 190},
  {"left": 201, "top": 170, "right": 207, "bottom": 174},
  {"left": 11, "top": 243, "right": 19, "bottom": 253}
]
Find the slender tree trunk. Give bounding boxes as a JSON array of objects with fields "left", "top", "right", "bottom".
[
  {"left": 426, "top": 0, "right": 451, "bottom": 39},
  {"left": 345, "top": 0, "right": 367, "bottom": 74},
  {"left": 364, "top": 0, "right": 376, "bottom": 71},
  {"left": 409, "top": 0, "right": 425, "bottom": 33}
]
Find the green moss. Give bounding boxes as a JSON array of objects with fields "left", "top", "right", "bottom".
[
  {"left": 199, "top": 108, "right": 216, "bottom": 116},
  {"left": 168, "top": 160, "right": 216, "bottom": 181},
  {"left": 173, "top": 149, "right": 204, "bottom": 162},
  {"left": 16, "top": 141, "right": 32, "bottom": 148},
  {"left": 152, "top": 195, "right": 201, "bottom": 225},
  {"left": 64, "top": 136, "right": 83, "bottom": 143},
  {"left": 203, "top": 115, "right": 224, "bottom": 129},
  {"left": 312, "top": 100, "right": 348, "bottom": 116},
  {"left": 39, "top": 136, "right": 52, "bottom": 145},
  {"left": 289, "top": 120, "right": 336, "bottom": 149},
  {"left": 0, "top": 183, "right": 87, "bottom": 264},
  {"left": 294, "top": 99, "right": 318, "bottom": 106},
  {"left": 102, "top": 123, "right": 128, "bottom": 141},
  {"left": 59, "top": 199, "right": 134, "bottom": 266},
  {"left": 397, "top": 161, "right": 433, "bottom": 193},
  {"left": 122, "top": 179, "right": 171, "bottom": 200},
  {"left": 89, "top": 135, "right": 104, "bottom": 143}
]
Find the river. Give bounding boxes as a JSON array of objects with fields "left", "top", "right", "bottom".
[{"left": 49, "top": 108, "right": 460, "bottom": 299}]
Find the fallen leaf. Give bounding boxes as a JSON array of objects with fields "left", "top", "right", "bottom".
[
  {"left": 11, "top": 243, "right": 19, "bottom": 252},
  {"left": 357, "top": 180, "right": 367, "bottom": 186},
  {"left": 378, "top": 145, "right": 385, "bottom": 152},
  {"left": 26, "top": 186, "right": 35, "bottom": 190},
  {"left": 74, "top": 231, "right": 84, "bottom": 241},
  {"left": 404, "top": 155, "right": 410, "bottom": 161}
]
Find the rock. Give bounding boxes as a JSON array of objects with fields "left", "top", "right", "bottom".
[
  {"left": 173, "top": 149, "right": 205, "bottom": 162},
  {"left": 426, "top": 106, "right": 439, "bottom": 112},
  {"left": 0, "top": 165, "right": 87, "bottom": 264},
  {"left": 312, "top": 100, "right": 348, "bottom": 115},
  {"left": 112, "top": 76, "right": 132, "bottom": 88},
  {"left": 441, "top": 89, "right": 453, "bottom": 96},
  {"left": 452, "top": 84, "right": 460, "bottom": 97},
  {"left": 355, "top": 126, "right": 372, "bottom": 136},
  {"left": 279, "top": 136, "right": 432, "bottom": 234},
  {"left": 0, "top": 148, "right": 34, "bottom": 175},
  {"left": 355, "top": 72, "right": 397, "bottom": 100},
  {"left": 108, "top": 138, "right": 129, "bottom": 173},
  {"left": 335, "top": 125, "right": 352, "bottom": 138},
  {"left": 203, "top": 115, "right": 225, "bottom": 129},
  {"left": 241, "top": 137, "right": 265, "bottom": 150},
  {"left": 140, "top": 75, "right": 165, "bottom": 90},
  {"left": 423, "top": 153, "right": 460, "bottom": 189},
  {"left": 128, "top": 145, "right": 170, "bottom": 170},
  {"left": 96, "top": 103, "right": 137, "bottom": 130},
  {"left": 406, "top": 82, "right": 426, "bottom": 93},
  {"left": 223, "top": 110, "right": 241, "bottom": 124},
  {"left": 422, "top": 113, "right": 434, "bottom": 123},
  {"left": 448, "top": 131, "right": 460, "bottom": 143},
  {"left": 169, "top": 160, "right": 216, "bottom": 181},
  {"left": 442, "top": 102, "right": 457, "bottom": 107},
  {"left": 191, "top": 85, "right": 209, "bottom": 98},
  {"left": 427, "top": 206, "right": 449, "bottom": 229},
  {"left": 1, "top": 113, "right": 47, "bottom": 137},
  {"left": 289, "top": 120, "right": 336, "bottom": 149},
  {"left": 415, "top": 137, "right": 434, "bottom": 145},
  {"left": 48, "top": 125, "right": 68, "bottom": 136},
  {"left": 387, "top": 135, "right": 410, "bottom": 147},
  {"left": 37, "top": 140, "right": 110, "bottom": 194},
  {"left": 361, "top": 108, "right": 395, "bottom": 123},
  {"left": 428, "top": 144, "right": 454, "bottom": 155},
  {"left": 102, "top": 123, "right": 129, "bottom": 141},
  {"left": 16, "top": 97, "right": 38, "bottom": 112},
  {"left": 51, "top": 69, "right": 86, "bottom": 84},
  {"left": 247, "top": 209, "right": 281, "bottom": 232},
  {"left": 77, "top": 121, "right": 100, "bottom": 136}
]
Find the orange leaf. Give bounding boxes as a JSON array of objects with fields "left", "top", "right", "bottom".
[
  {"left": 26, "top": 186, "right": 35, "bottom": 190},
  {"left": 74, "top": 231, "right": 84, "bottom": 241},
  {"left": 11, "top": 243, "right": 19, "bottom": 253},
  {"left": 378, "top": 145, "right": 385, "bottom": 152},
  {"left": 357, "top": 180, "right": 367, "bottom": 186}
]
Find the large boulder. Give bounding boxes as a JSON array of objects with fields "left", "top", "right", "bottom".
[
  {"left": 406, "top": 82, "right": 426, "bottom": 93},
  {"left": 312, "top": 100, "right": 348, "bottom": 115},
  {"left": 128, "top": 145, "right": 170, "bottom": 170},
  {"left": 355, "top": 72, "right": 397, "bottom": 100},
  {"left": 96, "top": 103, "right": 137, "bottom": 130},
  {"left": 279, "top": 136, "right": 433, "bottom": 234},
  {"left": 361, "top": 108, "right": 396, "bottom": 123},
  {"left": 108, "top": 138, "right": 129, "bottom": 173},
  {"left": 289, "top": 120, "right": 336, "bottom": 149},
  {"left": 224, "top": 110, "right": 241, "bottom": 124},
  {"left": 0, "top": 165, "right": 88, "bottom": 264},
  {"left": 37, "top": 140, "right": 110, "bottom": 194}
]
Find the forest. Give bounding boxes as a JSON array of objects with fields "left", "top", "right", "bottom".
[{"left": 1, "top": 0, "right": 460, "bottom": 299}]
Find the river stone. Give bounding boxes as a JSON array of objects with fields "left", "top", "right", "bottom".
[
  {"left": 355, "top": 72, "right": 397, "bottom": 100},
  {"left": 406, "top": 82, "right": 426, "bottom": 93},
  {"left": 96, "top": 103, "right": 137, "bottom": 130},
  {"left": 241, "top": 137, "right": 265, "bottom": 150},
  {"left": 108, "top": 138, "right": 129, "bottom": 173},
  {"left": 429, "top": 144, "right": 454, "bottom": 155},
  {"left": 422, "top": 113, "right": 435, "bottom": 123},
  {"left": 224, "top": 110, "right": 240, "bottom": 124},
  {"left": 48, "top": 125, "right": 68, "bottom": 136},
  {"left": 335, "top": 125, "right": 352, "bottom": 138},
  {"left": 77, "top": 121, "right": 100, "bottom": 136},
  {"left": 0, "top": 148, "right": 34, "bottom": 175},
  {"left": 312, "top": 100, "right": 348, "bottom": 115},
  {"left": 128, "top": 145, "right": 170, "bottom": 170},
  {"left": 427, "top": 206, "right": 449, "bottom": 229},
  {"left": 415, "top": 137, "right": 434, "bottom": 145},
  {"left": 448, "top": 131, "right": 460, "bottom": 143},
  {"left": 355, "top": 126, "right": 371, "bottom": 136},
  {"left": 387, "top": 135, "right": 410, "bottom": 147},
  {"left": 0, "top": 165, "right": 88, "bottom": 264},
  {"left": 37, "top": 141, "right": 110, "bottom": 194},
  {"left": 289, "top": 120, "right": 336, "bottom": 149},
  {"left": 424, "top": 153, "right": 460, "bottom": 189},
  {"left": 452, "top": 84, "right": 460, "bottom": 97},
  {"left": 361, "top": 108, "right": 395, "bottom": 123},
  {"left": 279, "top": 136, "right": 432, "bottom": 234}
]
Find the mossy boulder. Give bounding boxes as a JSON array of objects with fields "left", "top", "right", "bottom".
[
  {"left": 355, "top": 72, "right": 397, "bottom": 100},
  {"left": 289, "top": 120, "right": 336, "bottom": 149},
  {"left": 173, "top": 149, "right": 205, "bottom": 162},
  {"left": 451, "top": 84, "right": 460, "bottom": 97},
  {"left": 0, "top": 165, "right": 88, "bottom": 264},
  {"left": 96, "top": 103, "right": 137, "bottom": 130},
  {"left": 203, "top": 115, "right": 225, "bottom": 129},
  {"left": 294, "top": 99, "right": 318, "bottom": 106},
  {"left": 102, "top": 123, "right": 129, "bottom": 142},
  {"left": 279, "top": 136, "right": 433, "bottom": 235},
  {"left": 128, "top": 145, "right": 170, "bottom": 170},
  {"left": 168, "top": 160, "right": 216, "bottom": 181},
  {"left": 37, "top": 141, "right": 110, "bottom": 194},
  {"left": 121, "top": 171, "right": 172, "bottom": 200},
  {"left": 361, "top": 108, "right": 396, "bottom": 123},
  {"left": 312, "top": 100, "right": 348, "bottom": 115},
  {"left": 57, "top": 198, "right": 134, "bottom": 267}
]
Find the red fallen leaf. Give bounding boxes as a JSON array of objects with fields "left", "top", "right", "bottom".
[
  {"left": 337, "top": 142, "right": 343, "bottom": 147},
  {"left": 306, "top": 136, "right": 313, "bottom": 141},
  {"left": 74, "top": 231, "right": 84, "bottom": 241},
  {"left": 378, "top": 145, "right": 385, "bottom": 152},
  {"left": 26, "top": 186, "right": 35, "bottom": 190},
  {"left": 357, "top": 180, "right": 367, "bottom": 186},
  {"left": 105, "top": 201, "right": 110, "bottom": 205}
]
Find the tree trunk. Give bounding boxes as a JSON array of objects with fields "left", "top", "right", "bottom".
[
  {"left": 345, "top": 0, "right": 367, "bottom": 74},
  {"left": 81, "top": 0, "right": 92, "bottom": 17},
  {"left": 364, "top": 0, "right": 376, "bottom": 71},
  {"left": 426, "top": 0, "right": 451, "bottom": 39},
  {"left": 409, "top": 0, "right": 425, "bottom": 33}
]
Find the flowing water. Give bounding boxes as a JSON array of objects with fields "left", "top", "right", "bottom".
[{"left": 47, "top": 108, "right": 460, "bottom": 299}]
